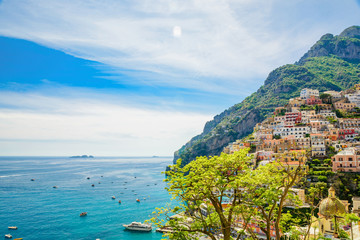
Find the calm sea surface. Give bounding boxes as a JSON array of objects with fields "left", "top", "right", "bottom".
[{"left": 0, "top": 156, "right": 173, "bottom": 240}]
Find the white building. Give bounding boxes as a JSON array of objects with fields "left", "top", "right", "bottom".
[
  {"left": 300, "top": 88, "right": 319, "bottom": 100},
  {"left": 310, "top": 134, "right": 326, "bottom": 157},
  {"left": 274, "top": 126, "right": 310, "bottom": 138},
  {"left": 324, "top": 90, "right": 342, "bottom": 100},
  {"left": 346, "top": 92, "right": 360, "bottom": 108},
  {"left": 319, "top": 110, "right": 336, "bottom": 118}
]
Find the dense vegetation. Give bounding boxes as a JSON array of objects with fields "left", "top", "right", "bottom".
[{"left": 174, "top": 26, "right": 360, "bottom": 166}]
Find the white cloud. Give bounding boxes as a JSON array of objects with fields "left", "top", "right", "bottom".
[
  {"left": 0, "top": 91, "right": 211, "bottom": 156},
  {"left": 0, "top": 0, "right": 358, "bottom": 92}
]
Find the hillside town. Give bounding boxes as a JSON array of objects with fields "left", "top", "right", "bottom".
[{"left": 221, "top": 85, "right": 360, "bottom": 239}]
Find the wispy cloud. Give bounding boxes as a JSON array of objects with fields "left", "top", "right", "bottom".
[
  {"left": 0, "top": 0, "right": 359, "bottom": 93},
  {"left": 0, "top": 90, "right": 211, "bottom": 156}
]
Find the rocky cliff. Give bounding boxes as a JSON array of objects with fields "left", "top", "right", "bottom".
[{"left": 174, "top": 26, "right": 360, "bottom": 166}]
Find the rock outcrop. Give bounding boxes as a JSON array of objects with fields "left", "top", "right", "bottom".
[{"left": 174, "top": 26, "right": 360, "bottom": 166}]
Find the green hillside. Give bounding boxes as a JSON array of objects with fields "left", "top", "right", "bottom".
[{"left": 174, "top": 26, "right": 360, "bottom": 166}]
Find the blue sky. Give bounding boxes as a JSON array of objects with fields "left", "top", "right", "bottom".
[{"left": 0, "top": 0, "right": 360, "bottom": 156}]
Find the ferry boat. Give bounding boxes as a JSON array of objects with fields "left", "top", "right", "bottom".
[{"left": 123, "top": 222, "right": 152, "bottom": 232}]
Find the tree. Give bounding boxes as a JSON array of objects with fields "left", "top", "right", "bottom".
[
  {"left": 151, "top": 149, "right": 305, "bottom": 240},
  {"left": 345, "top": 213, "right": 360, "bottom": 240},
  {"left": 242, "top": 158, "right": 305, "bottom": 239},
  {"left": 320, "top": 93, "right": 332, "bottom": 104}
]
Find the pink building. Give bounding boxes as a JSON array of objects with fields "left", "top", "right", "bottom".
[
  {"left": 306, "top": 96, "right": 322, "bottom": 105},
  {"left": 332, "top": 147, "right": 360, "bottom": 172}
]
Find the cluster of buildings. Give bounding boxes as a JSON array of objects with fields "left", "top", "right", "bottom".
[
  {"left": 223, "top": 86, "right": 360, "bottom": 173},
  {"left": 219, "top": 86, "right": 360, "bottom": 239}
]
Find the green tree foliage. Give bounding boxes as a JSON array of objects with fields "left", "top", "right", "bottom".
[
  {"left": 152, "top": 149, "right": 305, "bottom": 240},
  {"left": 345, "top": 213, "right": 360, "bottom": 240}
]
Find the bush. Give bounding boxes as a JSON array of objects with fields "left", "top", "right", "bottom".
[{"left": 317, "top": 176, "right": 328, "bottom": 182}]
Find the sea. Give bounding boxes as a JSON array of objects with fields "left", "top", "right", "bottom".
[{"left": 0, "top": 156, "right": 174, "bottom": 240}]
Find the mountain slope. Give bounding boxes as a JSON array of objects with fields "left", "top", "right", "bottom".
[{"left": 174, "top": 26, "right": 360, "bottom": 166}]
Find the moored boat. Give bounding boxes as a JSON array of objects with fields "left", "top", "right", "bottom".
[
  {"left": 5, "top": 234, "right": 12, "bottom": 239},
  {"left": 123, "top": 222, "right": 152, "bottom": 232},
  {"left": 80, "top": 212, "right": 87, "bottom": 217},
  {"left": 8, "top": 226, "right": 17, "bottom": 230}
]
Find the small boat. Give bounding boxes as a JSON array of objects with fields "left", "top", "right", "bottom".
[
  {"left": 30, "top": 179, "right": 35, "bottom": 181},
  {"left": 118, "top": 200, "right": 121, "bottom": 204},
  {"left": 123, "top": 222, "right": 152, "bottom": 232},
  {"left": 112, "top": 196, "right": 116, "bottom": 199},
  {"left": 53, "top": 186, "right": 58, "bottom": 188},
  {"left": 91, "top": 184, "right": 95, "bottom": 187},
  {"left": 14, "top": 238, "right": 23, "bottom": 240},
  {"left": 136, "top": 199, "right": 140, "bottom": 202},
  {"left": 87, "top": 177, "right": 90, "bottom": 180},
  {"left": 80, "top": 212, "right": 87, "bottom": 217},
  {"left": 4, "top": 234, "right": 12, "bottom": 239},
  {"left": 8, "top": 226, "right": 17, "bottom": 230},
  {"left": 101, "top": 175, "right": 103, "bottom": 177},
  {"left": 98, "top": 182, "right": 101, "bottom": 184}
]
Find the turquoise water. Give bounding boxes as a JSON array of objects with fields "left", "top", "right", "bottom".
[{"left": 0, "top": 156, "right": 173, "bottom": 240}]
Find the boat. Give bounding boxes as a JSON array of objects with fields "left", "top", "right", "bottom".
[
  {"left": 30, "top": 179, "right": 35, "bottom": 181},
  {"left": 4, "top": 234, "right": 12, "bottom": 239},
  {"left": 8, "top": 226, "right": 17, "bottom": 230},
  {"left": 118, "top": 200, "right": 121, "bottom": 204},
  {"left": 112, "top": 196, "right": 116, "bottom": 199},
  {"left": 80, "top": 212, "right": 87, "bottom": 217},
  {"left": 136, "top": 199, "right": 140, "bottom": 202},
  {"left": 123, "top": 222, "right": 152, "bottom": 232},
  {"left": 14, "top": 238, "right": 23, "bottom": 240},
  {"left": 53, "top": 186, "right": 58, "bottom": 188},
  {"left": 87, "top": 177, "right": 90, "bottom": 179}
]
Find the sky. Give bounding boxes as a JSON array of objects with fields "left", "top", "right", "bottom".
[{"left": 0, "top": 0, "right": 360, "bottom": 156}]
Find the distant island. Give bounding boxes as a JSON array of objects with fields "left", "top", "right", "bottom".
[{"left": 69, "top": 155, "right": 94, "bottom": 158}]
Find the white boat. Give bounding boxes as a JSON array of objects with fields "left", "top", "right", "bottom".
[
  {"left": 5, "top": 234, "right": 12, "bottom": 239},
  {"left": 123, "top": 222, "right": 152, "bottom": 232},
  {"left": 8, "top": 226, "right": 17, "bottom": 230}
]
